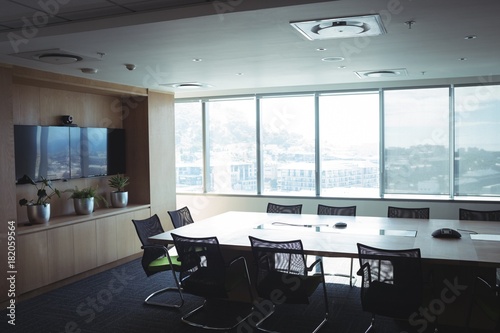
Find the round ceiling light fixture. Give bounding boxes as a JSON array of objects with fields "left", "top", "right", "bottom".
[
  {"left": 36, "top": 53, "right": 82, "bottom": 64},
  {"left": 315, "top": 21, "right": 367, "bottom": 37}
]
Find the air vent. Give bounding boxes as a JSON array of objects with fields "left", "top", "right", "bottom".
[
  {"left": 37, "top": 53, "right": 82, "bottom": 64},
  {"left": 160, "top": 82, "right": 211, "bottom": 89},
  {"left": 290, "top": 14, "right": 386, "bottom": 40},
  {"left": 9, "top": 48, "right": 100, "bottom": 64},
  {"left": 355, "top": 68, "right": 408, "bottom": 79}
]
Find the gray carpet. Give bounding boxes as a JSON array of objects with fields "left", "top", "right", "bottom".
[{"left": 0, "top": 258, "right": 487, "bottom": 333}]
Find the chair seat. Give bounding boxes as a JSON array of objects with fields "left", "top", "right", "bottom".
[
  {"left": 182, "top": 267, "right": 227, "bottom": 298},
  {"left": 257, "top": 271, "right": 323, "bottom": 304},
  {"left": 364, "top": 281, "right": 421, "bottom": 318},
  {"left": 147, "top": 255, "right": 181, "bottom": 272}
]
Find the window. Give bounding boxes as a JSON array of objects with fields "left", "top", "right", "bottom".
[
  {"left": 319, "top": 92, "right": 379, "bottom": 197},
  {"left": 174, "top": 83, "right": 500, "bottom": 200},
  {"left": 260, "top": 95, "right": 315, "bottom": 195},
  {"left": 206, "top": 98, "right": 257, "bottom": 193},
  {"left": 455, "top": 85, "right": 500, "bottom": 196},
  {"left": 383, "top": 88, "right": 450, "bottom": 195},
  {"left": 175, "top": 102, "right": 203, "bottom": 192}
]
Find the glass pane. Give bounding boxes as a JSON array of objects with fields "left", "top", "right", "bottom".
[
  {"left": 319, "top": 93, "right": 379, "bottom": 197},
  {"left": 384, "top": 88, "right": 450, "bottom": 195},
  {"left": 261, "top": 95, "right": 315, "bottom": 195},
  {"left": 455, "top": 85, "right": 500, "bottom": 196},
  {"left": 175, "top": 102, "right": 204, "bottom": 193},
  {"left": 206, "top": 99, "right": 257, "bottom": 193}
]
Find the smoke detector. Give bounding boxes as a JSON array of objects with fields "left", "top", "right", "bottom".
[{"left": 290, "top": 14, "right": 387, "bottom": 40}]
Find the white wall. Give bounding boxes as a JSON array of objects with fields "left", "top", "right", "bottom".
[{"left": 176, "top": 193, "right": 500, "bottom": 221}]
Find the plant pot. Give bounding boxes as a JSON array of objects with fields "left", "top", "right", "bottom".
[
  {"left": 27, "top": 204, "right": 51, "bottom": 224},
  {"left": 110, "top": 191, "right": 128, "bottom": 208},
  {"left": 74, "top": 197, "right": 94, "bottom": 215}
]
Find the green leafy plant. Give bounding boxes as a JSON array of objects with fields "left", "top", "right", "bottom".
[
  {"left": 18, "top": 175, "right": 61, "bottom": 207},
  {"left": 65, "top": 186, "right": 109, "bottom": 208},
  {"left": 108, "top": 174, "right": 130, "bottom": 192}
]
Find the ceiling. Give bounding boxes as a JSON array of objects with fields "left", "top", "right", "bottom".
[{"left": 1, "top": 0, "right": 500, "bottom": 98}]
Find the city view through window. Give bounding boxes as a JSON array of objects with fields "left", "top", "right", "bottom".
[{"left": 175, "top": 84, "right": 500, "bottom": 198}]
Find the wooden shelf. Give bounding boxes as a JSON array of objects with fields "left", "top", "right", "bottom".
[{"left": 17, "top": 204, "right": 150, "bottom": 235}]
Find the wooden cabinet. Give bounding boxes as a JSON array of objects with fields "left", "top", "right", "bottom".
[
  {"left": 17, "top": 205, "right": 149, "bottom": 296},
  {"left": 74, "top": 220, "right": 97, "bottom": 274},
  {"left": 17, "top": 232, "right": 49, "bottom": 293},
  {"left": 48, "top": 227, "right": 74, "bottom": 282}
]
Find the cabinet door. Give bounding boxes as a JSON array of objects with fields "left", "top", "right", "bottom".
[
  {"left": 48, "top": 227, "right": 75, "bottom": 282},
  {"left": 18, "top": 232, "right": 49, "bottom": 294},
  {"left": 96, "top": 215, "right": 117, "bottom": 266},
  {"left": 74, "top": 220, "right": 97, "bottom": 274}
]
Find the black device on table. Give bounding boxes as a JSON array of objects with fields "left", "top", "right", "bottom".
[{"left": 432, "top": 228, "right": 461, "bottom": 238}]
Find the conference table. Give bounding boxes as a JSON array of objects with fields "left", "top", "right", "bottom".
[{"left": 149, "top": 211, "right": 500, "bottom": 267}]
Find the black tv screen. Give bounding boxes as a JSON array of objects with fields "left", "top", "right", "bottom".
[
  {"left": 14, "top": 125, "right": 125, "bottom": 183},
  {"left": 14, "top": 125, "right": 70, "bottom": 182}
]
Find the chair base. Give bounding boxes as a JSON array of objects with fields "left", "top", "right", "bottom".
[
  {"left": 255, "top": 304, "right": 328, "bottom": 333},
  {"left": 181, "top": 298, "right": 254, "bottom": 330},
  {"left": 144, "top": 286, "right": 184, "bottom": 308}
]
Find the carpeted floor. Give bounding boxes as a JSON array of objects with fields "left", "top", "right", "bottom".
[{"left": 0, "top": 258, "right": 493, "bottom": 333}]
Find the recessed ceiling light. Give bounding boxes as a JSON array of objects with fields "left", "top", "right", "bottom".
[
  {"left": 459, "top": 57, "right": 467, "bottom": 61},
  {"left": 322, "top": 56, "right": 345, "bottom": 62},
  {"left": 192, "top": 58, "right": 202, "bottom": 62},
  {"left": 464, "top": 35, "right": 477, "bottom": 40},
  {"left": 236, "top": 72, "right": 244, "bottom": 76},
  {"left": 316, "top": 48, "right": 327, "bottom": 51}
]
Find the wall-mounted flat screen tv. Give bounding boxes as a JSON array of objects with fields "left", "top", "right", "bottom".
[{"left": 14, "top": 125, "right": 125, "bottom": 183}]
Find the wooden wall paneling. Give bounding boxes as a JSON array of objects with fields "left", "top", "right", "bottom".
[
  {"left": 147, "top": 91, "right": 176, "bottom": 223},
  {"left": 17, "top": 232, "right": 49, "bottom": 294},
  {"left": 96, "top": 215, "right": 118, "bottom": 266},
  {"left": 74, "top": 220, "right": 97, "bottom": 274},
  {"left": 0, "top": 66, "right": 16, "bottom": 303},
  {"left": 12, "top": 84, "right": 40, "bottom": 125},
  {"left": 40, "top": 88, "right": 86, "bottom": 126},
  {"left": 123, "top": 95, "right": 150, "bottom": 205},
  {"left": 84, "top": 93, "right": 124, "bottom": 128},
  {"left": 47, "top": 227, "right": 75, "bottom": 282}
]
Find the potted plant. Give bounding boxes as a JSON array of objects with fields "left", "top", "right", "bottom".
[
  {"left": 66, "top": 186, "right": 108, "bottom": 215},
  {"left": 108, "top": 174, "right": 130, "bottom": 208},
  {"left": 18, "top": 175, "right": 61, "bottom": 224}
]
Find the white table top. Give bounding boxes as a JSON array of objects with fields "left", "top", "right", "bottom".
[{"left": 149, "top": 211, "right": 500, "bottom": 267}]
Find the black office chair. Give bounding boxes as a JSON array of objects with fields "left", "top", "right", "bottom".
[
  {"left": 168, "top": 206, "right": 195, "bottom": 228},
  {"left": 171, "top": 233, "right": 254, "bottom": 330},
  {"left": 266, "top": 202, "right": 302, "bottom": 214},
  {"left": 388, "top": 206, "right": 430, "bottom": 219},
  {"left": 459, "top": 208, "right": 500, "bottom": 221},
  {"left": 317, "top": 204, "right": 357, "bottom": 287},
  {"left": 248, "top": 236, "right": 329, "bottom": 333},
  {"left": 131, "top": 214, "right": 184, "bottom": 307},
  {"left": 357, "top": 243, "right": 423, "bottom": 333},
  {"left": 460, "top": 208, "right": 500, "bottom": 329},
  {"left": 467, "top": 274, "right": 500, "bottom": 331}
]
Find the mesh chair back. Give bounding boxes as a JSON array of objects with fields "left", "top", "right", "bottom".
[
  {"left": 459, "top": 208, "right": 500, "bottom": 221},
  {"left": 388, "top": 206, "right": 429, "bottom": 219},
  {"left": 171, "top": 234, "right": 227, "bottom": 297},
  {"left": 266, "top": 202, "right": 302, "bottom": 214},
  {"left": 132, "top": 214, "right": 164, "bottom": 246},
  {"left": 249, "top": 236, "right": 320, "bottom": 304},
  {"left": 317, "top": 204, "right": 356, "bottom": 216},
  {"left": 132, "top": 214, "right": 168, "bottom": 276},
  {"left": 168, "top": 206, "right": 195, "bottom": 228},
  {"left": 357, "top": 243, "right": 422, "bottom": 318}
]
